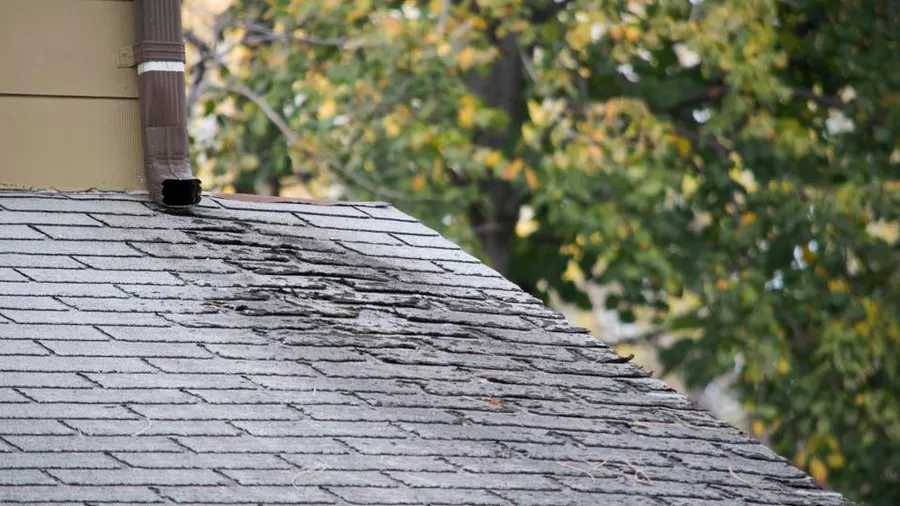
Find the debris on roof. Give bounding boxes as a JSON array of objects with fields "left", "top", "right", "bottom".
[{"left": 0, "top": 191, "right": 853, "bottom": 505}]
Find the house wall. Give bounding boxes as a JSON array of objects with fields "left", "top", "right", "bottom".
[{"left": 0, "top": 0, "right": 144, "bottom": 191}]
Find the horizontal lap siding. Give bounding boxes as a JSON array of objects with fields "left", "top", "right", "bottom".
[
  {"left": 0, "top": 0, "right": 143, "bottom": 191},
  {"left": 0, "top": 0, "right": 138, "bottom": 98}
]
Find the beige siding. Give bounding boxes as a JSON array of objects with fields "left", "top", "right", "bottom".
[
  {"left": 0, "top": 0, "right": 138, "bottom": 99},
  {"left": 0, "top": 0, "right": 143, "bottom": 191},
  {"left": 0, "top": 96, "right": 143, "bottom": 190}
]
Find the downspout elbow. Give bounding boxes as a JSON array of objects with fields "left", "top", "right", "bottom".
[{"left": 134, "top": 0, "right": 201, "bottom": 207}]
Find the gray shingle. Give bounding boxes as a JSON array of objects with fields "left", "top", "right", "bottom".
[
  {"left": 388, "top": 471, "right": 561, "bottom": 490},
  {"left": 0, "top": 225, "right": 44, "bottom": 240},
  {"left": 0, "top": 191, "right": 850, "bottom": 506},
  {"left": 115, "top": 452, "right": 294, "bottom": 470},
  {"left": 340, "top": 242, "right": 479, "bottom": 263},
  {"left": 0, "top": 469, "right": 59, "bottom": 485},
  {"left": 0, "top": 211, "right": 102, "bottom": 226},
  {"left": 175, "top": 436, "right": 349, "bottom": 455},
  {"left": 0, "top": 355, "right": 155, "bottom": 373},
  {"left": 40, "top": 339, "right": 211, "bottom": 358},
  {"left": 0, "top": 420, "right": 75, "bottom": 436},
  {"left": 212, "top": 196, "right": 369, "bottom": 217},
  {"left": 0, "top": 239, "right": 141, "bottom": 256},
  {"left": 301, "top": 213, "right": 439, "bottom": 236},
  {"left": 64, "top": 419, "right": 242, "bottom": 437},
  {"left": 0, "top": 486, "right": 162, "bottom": 503},
  {"left": 20, "top": 387, "right": 197, "bottom": 404},
  {"left": 222, "top": 469, "right": 399, "bottom": 487},
  {"left": 146, "top": 358, "right": 319, "bottom": 376},
  {"left": 35, "top": 225, "right": 192, "bottom": 243},
  {"left": 357, "top": 205, "right": 419, "bottom": 221},
  {"left": 0, "top": 254, "right": 84, "bottom": 269},
  {"left": 129, "top": 404, "right": 304, "bottom": 421},
  {"left": 17, "top": 268, "right": 182, "bottom": 285},
  {"left": 2, "top": 296, "right": 69, "bottom": 312},
  {"left": 0, "top": 452, "right": 122, "bottom": 469},
  {"left": 329, "top": 487, "right": 508, "bottom": 505},
  {"left": 0, "top": 309, "right": 170, "bottom": 326},
  {"left": 85, "top": 372, "right": 256, "bottom": 390},
  {"left": 0, "top": 197, "right": 153, "bottom": 215},
  {"left": 0, "top": 282, "right": 129, "bottom": 298},
  {"left": 0, "top": 268, "right": 26, "bottom": 282},
  {"left": 0, "top": 372, "right": 95, "bottom": 389},
  {"left": 0, "top": 388, "right": 30, "bottom": 403},
  {"left": 5, "top": 435, "right": 183, "bottom": 452},
  {"left": 158, "top": 485, "right": 336, "bottom": 504},
  {"left": 279, "top": 454, "right": 456, "bottom": 473},
  {"left": 231, "top": 420, "right": 407, "bottom": 438},
  {"left": 0, "top": 324, "right": 110, "bottom": 341},
  {"left": 50, "top": 468, "right": 229, "bottom": 486},
  {"left": 73, "top": 255, "right": 236, "bottom": 273}
]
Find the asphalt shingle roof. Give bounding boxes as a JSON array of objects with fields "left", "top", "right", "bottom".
[{"left": 0, "top": 191, "right": 852, "bottom": 505}]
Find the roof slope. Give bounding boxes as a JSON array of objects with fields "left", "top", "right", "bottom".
[{"left": 0, "top": 191, "right": 851, "bottom": 505}]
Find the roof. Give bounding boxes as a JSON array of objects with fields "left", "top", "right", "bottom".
[{"left": 0, "top": 190, "right": 852, "bottom": 505}]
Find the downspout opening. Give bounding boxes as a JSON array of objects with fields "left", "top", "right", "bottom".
[{"left": 162, "top": 179, "right": 202, "bottom": 207}]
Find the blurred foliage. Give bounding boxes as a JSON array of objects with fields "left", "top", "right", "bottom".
[{"left": 187, "top": 0, "right": 900, "bottom": 502}]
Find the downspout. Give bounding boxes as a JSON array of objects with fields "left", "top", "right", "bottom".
[{"left": 132, "top": 0, "right": 201, "bottom": 207}]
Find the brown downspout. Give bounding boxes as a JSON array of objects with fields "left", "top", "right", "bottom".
[{"left": 132, "top": 0, "right": 201, "bottom": 207}]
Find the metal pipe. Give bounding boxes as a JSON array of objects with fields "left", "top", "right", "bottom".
[{"left": 134, "top": 0, "right": 200, "bottom": 207}]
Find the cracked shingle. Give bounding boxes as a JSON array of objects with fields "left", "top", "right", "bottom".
[{"left": 0, "top": 191, "right": 854, "bottom": 506}]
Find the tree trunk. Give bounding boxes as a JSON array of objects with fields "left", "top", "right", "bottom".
[{"left": 466, "top": 35, "right": 527, "bottom": 277}]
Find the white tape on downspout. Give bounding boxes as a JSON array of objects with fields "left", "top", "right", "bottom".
[{"left": 137, "top": 61, "right": 186, "bottom": 75}]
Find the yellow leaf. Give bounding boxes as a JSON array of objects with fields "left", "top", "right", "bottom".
[
  {"left": 674, "top": 136, "right": 692, "bottom": 158},
  {"left": 751, "top": 420, "right": 765, "bottom": 436},
  {"left": 524, "top": 168, "right": 539, "bottom": 190},
  {"left": 801, "top": 246, "right": 817, "bottom": 265},
  {"left": 411, "top": 173, "right": 426, "bottom": 192},
  {"left": 566, "top": 23, "right": 592, "bottom": 51},
  {"left": 682, "top": 174, "right": 699, "bottom": 197},
  {"left": 382, "top": 116, "right": 401, "bottom": 138},
  {"left": 828, "top": 279, "right": 849, "bottom": 293},
  {"left": 777, "top": 358, "right": 790, "bottom": 375},
  {"left": 437, "top": 42, "right": 451, "bottom": 56},
  {"left": 471, "top": 16, "right": 487, "bottom": 31},
  {"left": 854, "top": 393, "right": 867, "bottom": 406},
  {"left": 740, "top": 212, "right": 757, "bottom": 227},
  {"left": 457, "top": 47, "right": 476, "bottom": 71},
  {"left": 527, "top": 100, "right": 546, "bottom": 126},
  {"left": 516, "top": 218, "right": 539, "bottom": 238},
  {"left": 716, "top": 279, "right": 731, "bottom": 290},
  {"left": 458, "top": 95, "right": 476, "bottom": 129},
  {"left": 318, "top": 97, "right": 337, "bottom": 119},
  {"left": 827, "top": 452, "right": 846, "bottom": 469},
  {"left": 484, "top": 150, "right": 502, "bottom": 168},
  {"left": 625, "top": 26, "right": 640, "bottom": 43},
  {"left": 431, "top": 159, "right": 443, "bottom": 180},
  {"left": 348, "top": 0, "right": 372, "bottom": 22},
  {"left": 562, "top": 259, "right": 585, "bottom": 285},
  {"left": 866, "top": 220, "right": 900, "bottom": 245},
  {"left": 809, "top": 458, "right": 828, "bottom": 483},
  {"left": 509, "top": 20, "right": 530, "bottom": 33},
  {"left": 794, "top": 448, "right": 808, "bottom": 468},
  {"left": 729, "top": 168, "right": 759, "bottom": 193}
]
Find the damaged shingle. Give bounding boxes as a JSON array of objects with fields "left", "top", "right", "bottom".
[{"left": 0, "top": 191, "right": 855, "bottom": 505}]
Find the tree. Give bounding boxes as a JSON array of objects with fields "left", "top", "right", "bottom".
[{"left": 186, "top": 0, "right": 900, "bottom": 502}]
